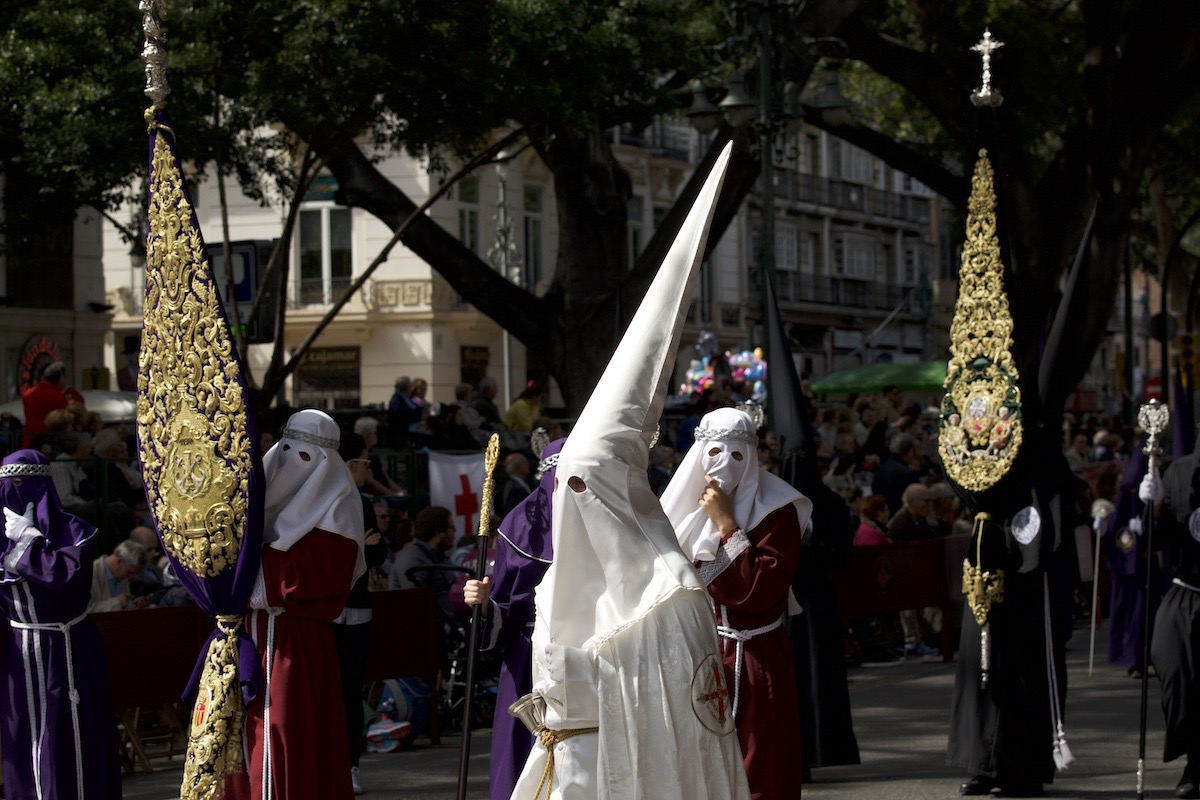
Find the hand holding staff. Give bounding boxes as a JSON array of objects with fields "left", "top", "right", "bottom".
[{"left": 457, "top": 434, "right": 501, "bottom": 800}]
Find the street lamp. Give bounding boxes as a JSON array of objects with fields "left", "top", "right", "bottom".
[
  {"left": 687, "top": 0, "right": 845, "bottom": 430},
  {"left": 488, "top": 150, "right": 521, "bottom": 408}
]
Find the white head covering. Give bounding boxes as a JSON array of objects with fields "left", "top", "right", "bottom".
[
  {"left": 661, "top": 407, "right": 812, "bottom": 561},
  {"left": 261, "top": 409, "right": 365, "bottom": 582},
  {"left": 515, "top": 144, "right": 749, "bottom": 799}
]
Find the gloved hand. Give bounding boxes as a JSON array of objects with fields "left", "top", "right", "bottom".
[
  {"left": 3, "top": 503, "right": 40, "bottom": 543},
  {"left": 1138, "top": 471, "right": 1163, "bottom": 505}
]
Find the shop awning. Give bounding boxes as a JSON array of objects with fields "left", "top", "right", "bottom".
[{"left": 810, "top": 360, "right": 947, "bottom": 395}]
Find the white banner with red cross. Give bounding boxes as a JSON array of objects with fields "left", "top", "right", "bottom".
[{"left": 427, "top": 450, "right": 487, "bottom": 544}]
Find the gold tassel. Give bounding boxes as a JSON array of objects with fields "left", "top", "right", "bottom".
[{"left": 962, "top": 513, "right": 1004, "bottom": 689}]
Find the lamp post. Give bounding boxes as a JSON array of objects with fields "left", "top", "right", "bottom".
[
  {"left": 488, "top": 152, "right": 521, "bottom": 408},
  {"left": 687, "top": 0, "right": 844, "bottom": 430}
]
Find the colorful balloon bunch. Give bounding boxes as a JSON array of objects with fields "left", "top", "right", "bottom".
[{"left": 679, "top": 332, "right": 768, "bottom": 402}]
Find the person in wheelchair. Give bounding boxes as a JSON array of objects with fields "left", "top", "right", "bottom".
[{"left": 388, "top": 505, "right": 464, "bottom": 660}]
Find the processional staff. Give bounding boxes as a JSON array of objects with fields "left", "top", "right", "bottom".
[
  {"left": 457, "top": 434, "right": 501, "bottom": 800},
  {"left": 1135, "top": 398, "right": 1169, "bottom": 800}
]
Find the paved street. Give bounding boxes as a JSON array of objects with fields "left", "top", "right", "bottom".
[{"left": 124, "top": 631, "right": 1182, "bottom": 799}]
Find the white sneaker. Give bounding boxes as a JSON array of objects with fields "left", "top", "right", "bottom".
[{"left": 351, "top": 766, "right": 364, "bottom": 795}]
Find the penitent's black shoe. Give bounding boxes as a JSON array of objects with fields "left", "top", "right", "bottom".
[
  {"left": 960, "top": 775, "right": 996, "bottom": 796},
  {"left": 1177, "top": 765, "right": 1199, "bottom": 799}
]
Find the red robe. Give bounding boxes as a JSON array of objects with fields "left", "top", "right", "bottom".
[
  {"left": 708, "top": 505, "right": 804, "bottom": 800},
  {"left": 225, "top": 530, "right": 359, "bottom": 800}
]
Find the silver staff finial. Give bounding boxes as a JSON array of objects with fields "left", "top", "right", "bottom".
[
  {"left": 1138, "top": 398, "right": 1170, "bottom": 474},
  {"left": 970, "top": 29, "right": 1004, "bottom": 107},
  {"left": 141, "top": 0, "right": 170, "bottom": 117}
]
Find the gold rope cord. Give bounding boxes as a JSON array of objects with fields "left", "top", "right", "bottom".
[
  {"left": 962, "top": 512, "right": 1004, "bottom": 626},
  {"left": 139, "top": 124, "right": 255, "bottom": 800},
  {"left": 939, "top": 150, "right": 1023, "bottom": 492},
  {"left": 532, "top": 726, "right": 600, "bottom": 800}
]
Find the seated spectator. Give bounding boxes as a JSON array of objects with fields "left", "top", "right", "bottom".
[
  {"left": 872, "top": 434, "right": 924, "bottom": 514},
  {"left": 453, "top": 383, "right": 485, "bottom": 438},
  {"left": 853, "top": 399, "right": 878, "bottom": 446},
  {"left": 21, "top": 360, "right": 69, "bottom": 447},
  {"left": 156, "top": 562, "right": 196, "bottom": 607},
  {"left": 854, "top": 494, "right": 891, "bottom": 546},
  {"left": 126, "top": 525, "right": 165, "bottom": 602},
  {"left": 1063, "top": 432, "right": 1089, "bottom": 472},
  {"left": 929, "top": 482, "right": 964, "bottom": 537},
  {"left": 88, "top": 539, "right": 149, "bottom": 612},
  {"left": 387, "top": 376, "right": 423, "bottom": 447},
  {"left": 388, "top": 505, "right": 457, "bottom": 623},
  {"left": 50, "top": 430, "right": 93, "bottom": 514},
  {"left": 884, "top": 484, "right": 943, "bottom": 658},
  {"left": 353, "top": 416, "right": 403, "bottom": 494},
  {"left": 887, "top": 483, "right": 939, "bottom": 542},
  {"left": 90, "top": 428, "right": 147, "bottom": 510},
  {"left": 815, "top": 408, "right": 839, "bottom": 447},
  {"left": 473, "top": 377, "right": 505, "bottom": 432},
  {"left": 503, "top": 384, "right": 544, "bottom": 432},
  {"left": 498, "top": 452, "right": 533, "bottom": 517},
  {"left": 426, "top": 404, "right": 482, "bottom": 451}
]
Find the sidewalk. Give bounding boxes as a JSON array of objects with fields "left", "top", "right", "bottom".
[{"left": 123, "top": 630, "right": 1182, "bottom": 799}]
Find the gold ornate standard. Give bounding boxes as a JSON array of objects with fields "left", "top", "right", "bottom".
[
  {"left": 139, "top": 132, "right": 251, "bottom": 581},
  {"left": 139, "top": 126, "right": 254, "bottom": 800},
  {"left": 938, "top": 150, "right": 1023, "bottom": 492},
  {"left": 138, "top": 3, "right": 255, "bottom": 797}
]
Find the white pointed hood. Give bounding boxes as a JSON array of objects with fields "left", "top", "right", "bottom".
[
  {"left": 543, "top": 142, "right": 732, "bottom": 649},
  {"left": 515, "top": 142, "right": 748, "bottom": 800}
]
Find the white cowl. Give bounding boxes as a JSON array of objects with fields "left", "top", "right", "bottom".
[{"left": 511, "top": 144, "right": 749, "bottom": 800}]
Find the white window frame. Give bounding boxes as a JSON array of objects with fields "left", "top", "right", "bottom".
[{"left": 296, "top": 202, "right": 354, "bottom": 306}]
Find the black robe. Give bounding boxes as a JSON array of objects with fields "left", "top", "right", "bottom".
[
  {"left": 946, "top": 437, "right": 1075, "bottom": 787},
  {"left": 1150, "top": 450, "right": 1200, "bottom": 765},
  {"left": 784, "top": 462, "right": 861, "bottom": 771}
]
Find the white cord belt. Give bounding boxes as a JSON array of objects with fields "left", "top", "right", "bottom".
[
  {"left": 12, "top": 609, "right": 88, "bottom": 799},
  {"left": 253, "top": 607, "right": 285, "bottom": 800},
  {"left": 716, "top": 605, "right": 784, "bottom": 719},
  {"left": 1173, "top": 577, "right": 1200, "bottom": 592}
]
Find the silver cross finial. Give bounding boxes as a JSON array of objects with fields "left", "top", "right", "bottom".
[{"left": 970, "top": 29, "right": 1004, "bottom": 107}]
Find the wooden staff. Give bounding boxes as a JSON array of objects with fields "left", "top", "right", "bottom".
[
  {"left": 457, "top": 434, "right": 500, "bottom": 800},
  {"left": 1136, "top": 399, "right": 1169, "bottom": 800}
]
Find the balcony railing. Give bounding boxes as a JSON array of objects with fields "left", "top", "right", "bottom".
[
  {"left": 292, "top": 277, "right": 353, "bottom": 308},
  {"left": 775, "top": 273, "right": 913, "bottom": 313},
  {"left": 778, "top": 174, "right": 932, "bottom": 224}
]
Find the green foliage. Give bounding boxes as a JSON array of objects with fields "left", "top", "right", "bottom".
[
  {"left": 852, "top": 0, "right": 1087, "bottom": 174},
  {"left": 1, "top": 0, "right": 722, "bottom": 235},
  {"left": 0, "top": 1, "right": 145, "bottom": 226}
]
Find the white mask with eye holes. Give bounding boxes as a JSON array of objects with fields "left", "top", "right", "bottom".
[
  {"left": 701, "top": 440, "right": 751, "bottom": 494},
  {"left": 661, "top": 407, "right": 811, "bottom": 563}
]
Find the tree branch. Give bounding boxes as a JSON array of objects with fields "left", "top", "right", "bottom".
[{"left": 316, "top": 130, "right": 547, "bottom": 353}]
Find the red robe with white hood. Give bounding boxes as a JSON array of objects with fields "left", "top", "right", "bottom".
[
  {"left": 225, "top": 409, "right": 365, "bottom": 800},
  {"left": 661, "top": 407, "right": 812, "bottom": 799},
  {"left": 511, "top": 144, "right": 749, "bottom": 800}
]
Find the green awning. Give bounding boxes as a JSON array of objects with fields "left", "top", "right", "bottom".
[{"left": 810, "top": 360, "right": 948, "bottom": 395}]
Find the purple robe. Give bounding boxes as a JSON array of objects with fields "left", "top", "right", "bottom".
[
  {"left": 481, "top": 438, "right": 562, "bottom": 800},
  {"left": 1104, "top": 445, "right": 1170, "bottom": 668},
  {"left": 0, "top": 450, "right": 121, "bottom": 799}
]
